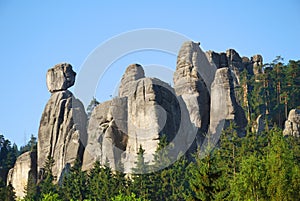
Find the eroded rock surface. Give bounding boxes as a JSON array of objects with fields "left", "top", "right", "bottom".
[
  {"left": 82, "top": 98, "right": 128, "bottom": 171},
  {"left": 46, "top": 63, "right": 76, "bottom": 93},
  {"left": 7, "top": 151, "right": 37, "bottom": 199},
  {"left": 209, "top": 68, "right": 247, "bottom": 136},
  {"left": 283, "top": 109, "right": 300, "bottom": 137},
  {"left": 174, "top": 41, "right": 213, "bottom": 145},
  {"left": 38, "top": 63, "right": 87, "bottom": 182},
  {"left": 123, "top": 77, "right": 181, "bottom": 173},
  {"left": 119, "top": 64, "right": 145, "bottom": 97}
]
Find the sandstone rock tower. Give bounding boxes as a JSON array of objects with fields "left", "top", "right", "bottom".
[{"left": 38, "top": 63, "right": 87, "bottom": 182}]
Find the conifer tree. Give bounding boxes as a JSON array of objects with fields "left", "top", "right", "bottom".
[
  {"left": 131, "top": 145, "right": 151, "bottom": 200},
  {"left": 60, "top": 159, "right": 87, "bottom": 201}
]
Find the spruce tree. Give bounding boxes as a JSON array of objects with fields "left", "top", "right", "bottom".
[
  {"left": 188, "top": 146, "right": 222, "bottom": 201},
  {"left": 38, "top": 155, "right": 56, "bottom": 197},
  {"left": 264, "top": 128, "right": 297, "bottom": 200},
  {"left": 60, "top": 159, "right": 87, "bottom": 201},
  {"left": 131, "top": 145, "right": 151, "bottom": 200}
]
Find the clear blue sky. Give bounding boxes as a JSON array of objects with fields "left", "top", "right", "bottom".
[{"left": 0, "top": 0, "right": 299, "bottom": 146}]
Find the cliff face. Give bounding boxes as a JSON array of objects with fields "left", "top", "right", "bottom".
[
  {"left": 174, "top": 41, "right": 213, "bottom": 146},
  {"left": 83, "top": 41, "right": 247, "bottom": 173},
  {"left": 8, "top": 41, "right": 256, "bottom": 197},
  {"left": 38, "top": 63, "right": 87, "bottom": 182},
  {"left": 209, "top": 68, "right": 247, "bottom": 136},
  {"left": 206, "top": 49, "right": 263, "bottom": 83},
  {"left": 7, "top": 151, "right": 37, "bottom": 199}
]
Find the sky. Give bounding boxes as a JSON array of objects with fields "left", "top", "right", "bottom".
[{"left": 0, "top": 0, "right": 299, "bottom": 146}]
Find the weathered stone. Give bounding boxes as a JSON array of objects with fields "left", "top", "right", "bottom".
[
  {"left": 123, "top": 77, "right": 181, "bottom": 173},
  {"left": 7, "top": 151, "right": 37, "bottom": 199},
  {"left": 220, "top": 53, "right": 228, "bottom": 68},
  {"left": 38, "top": 90, "right": 87, "bottom": 182},
  {"left": 119, "top": 64, "right": 145, "bottom": 97},
  {"left": 242, "top": 56, "right": 254, "bottom": 75},
  {"left": 251, "top": 54, "right": 263, "bottom": 75},
  {"left": 82, "top": 97, "right": 128, "bottom": 171},
  {"left": 209, "top": 68, "right": 247, "bottom": 136},
  {"left": 206, "top": 50, "right": 220, "bottom": 68},
  {"left": 253, "top": 114, "right": 265, "bottom": 134},
  {"left": 174, "top": 41, "right": 213, "bottom": 146},
  {"left": 46, "top": 63, "right": 76, "bottom": 93},
  {"left": 283, "top": 109, "right": 300, "bottom": 137}
]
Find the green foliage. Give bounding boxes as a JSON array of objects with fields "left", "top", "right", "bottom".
[
  {"left": 130, "top": 145, "right": 151, "bottom": 200},
  {"left": 111, "top": 192, "right": 145, "bottom": 201},
  {"left": 86, "top": 160, "right": 118, "bottom": 200},
  {"left": 86, "top": 97, "right": 100, "bottom": 120},
  {"left": 38, "top": 155, "right": 56, "bottom": 198},
  {"left": 40, "top": 192, "right": 62, "bottom": 201},
  {"left": 23, "top": 173, "right": 37, "bottom": 201},
  {"left": 60, "top": 159, "right": 87, "bottom": 201},
  {"left": 0, "top": 179, "right": 16, "bottom": 201},
  {"left": 1, "top": 58, "right": 300, "bottom": 201},
  {"left": 0, "top": 134, "right": 18, "bottom": 182},
  {"left": 19, "top": 134, "right": 37, "bottom": 154},
  {"left": 187, "top": 138, "right": 226, "bottom": 201}
]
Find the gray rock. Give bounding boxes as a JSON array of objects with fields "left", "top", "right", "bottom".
[
  {"left": 283, "top": 109, "right": 300, "bottom": 137},
  {"left": 123, "top": 77, "right": 181, "bottom": 173},
  {"left": 38, "top": 90, "right": 87, "bottom": 182},
  {"left": 174, "top": 41, "right": 212, "bottom": 145},
  {"left": 209, "top": 68, "right": 247, "bottom": 136},
  {"left": 220, "top": 52, "right": 228, "bottom": 68},
  {"left": 206, "top": 50, "right": 220, "bottom": 68},
  {"left": 7, "top": 151, "right": 37, "bottom": 199},
  {"left": 251, "top": 54, "right": 263, "bottom": 75},
  {"left": 82, "top": 97, "right": 128, "bottom": 171},
  {"left": 119, "top": 64, "right": 145, "bottom": 97},
  {"left": 253, "top": 114, "right": 265, "bottom": 134},
  {"left": 175, "top": 41, "right": 216, "bottom": 90},
  {"left": 46, "top": 63, "right": 76, "bottom": 93}
]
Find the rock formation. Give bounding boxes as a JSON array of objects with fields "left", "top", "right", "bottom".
[
  {"left": 7, "top": 151, "right": 37, "bottom": 199},
  {"left": 123, "top": 77, "right": 181, "bottom": 173},
  {"left": 46, "top": 63, "right": 76, "bottom": 93},
  {"left": 206, "top": 49, "right": 263, "bottom": 83},
  {"left": 209, "top": 68, "right": 247, "bottom": 136},
  {"left": 283, "top": 109, "right": 300, "bottom": 137},
  {"left": 83, "top": 64, "right": 182, "bottom": 173},
  {"left": 82, "top": 97, "right": 128, "bottom": 171},
  {"left": 119, "top": 64, "right": 145, "bottom": 97},
  {"left": 38, "top": 63, "right": 87, "bottom": 182},
  {"left": 174, "top": 41, "right": 214, "bottom": 145},
  {"left": 7, "top": 41, "right": 264, "bottom": 197},
  {"left": 84, "top": 42, "right": 250, "bottom": 173}
]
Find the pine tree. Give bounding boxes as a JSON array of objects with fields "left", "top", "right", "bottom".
[
  {"left": 113, "top": 160, "right": 130, "bottom": 196},
  {"left": 0, "top": 179, "right": 16, "bottom": 201},
  {"left": 264, "top": 128, "right": 298, "bottom": 200},
  {"left": 148, "top": 135, "right": 171, "bottom": 200},
  {"left": 167, "top": 155, "right": 190, "bottom": 201},
  {"left": 229, "top": 155, "right": 266, "bottom": 200},
  {"left": 60, "top": 159, "right": 87, "bottom": 201},
  {"left": 38, "top": 155, "right": 56, "bottom": 197},
  {"left": 86, "top": 97, "right": 100, "bottom": 120},
  {"left": 188, "top": 146, "right": 222, "bottom": 201},
  {"left": 131, "top": 145, "right": 151, "bottom": 200},
  {"left": 24, "top": 173, "right": 38, "bottom": 201}
]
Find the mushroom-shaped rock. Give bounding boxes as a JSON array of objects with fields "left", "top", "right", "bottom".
[
  {"left": 39, "top": 64, "right": 87, "bottom": 183},
  {"left": 46, "top": 63, "right": 76, "bottom": 93}
]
